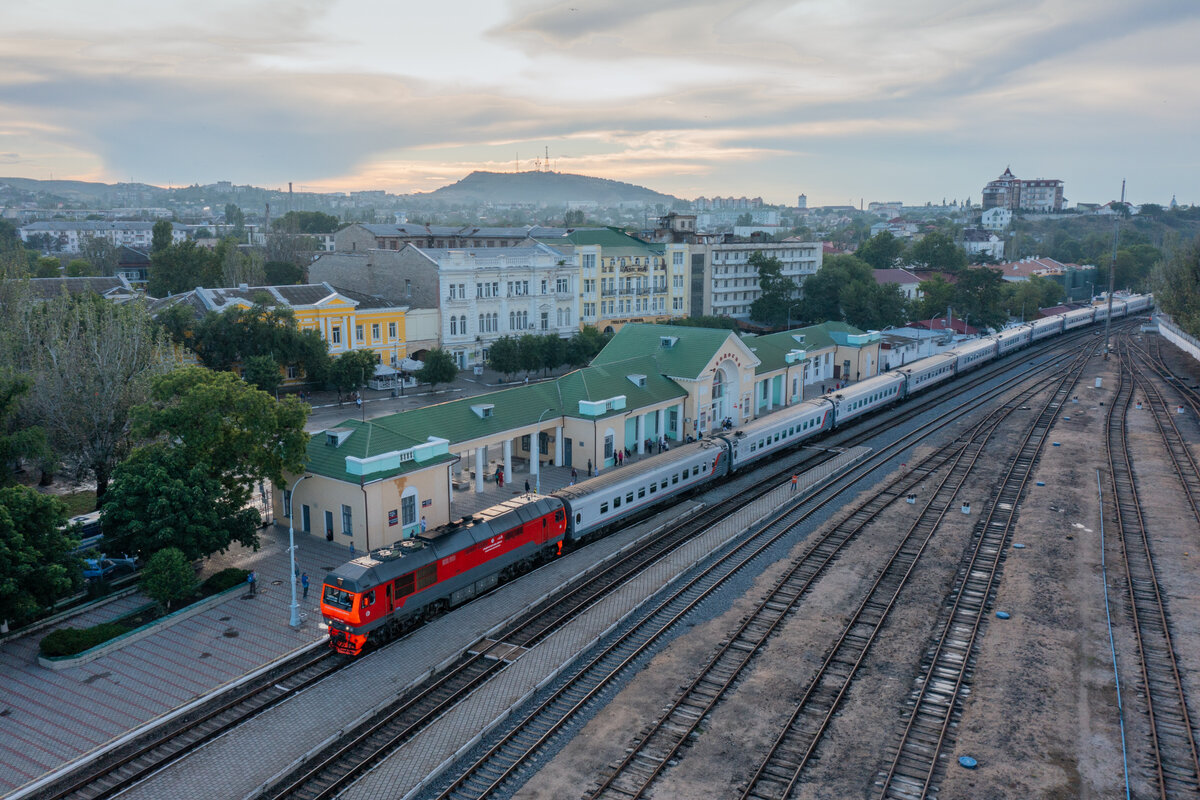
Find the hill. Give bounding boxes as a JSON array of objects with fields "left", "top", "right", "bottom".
[{"left": 418, "top": 170, "right": 679, "bottom": 206}]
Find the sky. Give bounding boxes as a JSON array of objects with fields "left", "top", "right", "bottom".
[{"left": 1, "top": 0, "right": 1197, "bottom": 207}]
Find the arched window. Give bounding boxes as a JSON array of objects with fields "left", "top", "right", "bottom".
[
  {"left": 712, "top": 369, "right": 725, "bottom": 400},
  {"left": 460, "top": 315, "right": 467, "bottom": 334},
  {"left": 478, "top": 314, "right": 485, "bottom": 332},
  {"left": 450, "top": 316, "right": 458, "bottom": 336}
]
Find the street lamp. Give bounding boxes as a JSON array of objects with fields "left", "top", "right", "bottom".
[
  {"left": 786, "top": 303, "right": 803, "bottom": 330},
  {"left": 285, "top": 474, "right": 309, "bottom": 628},
  {"left": 534, "top": 407, "right": 553, "bottom": 496}
]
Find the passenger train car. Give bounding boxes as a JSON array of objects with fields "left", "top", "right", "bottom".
[{"left": 321, "top": 293, "right": 1153, "bottom": 655}]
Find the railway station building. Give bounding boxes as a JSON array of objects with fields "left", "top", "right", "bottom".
[{"left": 275, "top": 321, "right": 881, "bottom": 554}]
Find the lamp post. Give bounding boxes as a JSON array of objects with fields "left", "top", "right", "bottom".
[
  {"left": 786, "top": 303, "right": 803, "bottom": 331},
  {"left": 534, "top": 407, "right": 553, "bottom": 496},
  {"left": 285, "top": 474, "right": 309, "bottom": 628}
]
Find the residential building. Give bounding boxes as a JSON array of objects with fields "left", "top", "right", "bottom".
[
  {"left": 871, "top": 268, "right": 924, "bottom": 301},
  {"left": 114, "top": 246, "right": 151, "bottom": 286},
  {"left": 19, "top": 221, "right": 192, "bottom": 254},
  {"left": 962, "top": 229, "right": 1005, "bottom": 260},
  {"left": 981, "top": 167, "right": 1064, "bottom": 212},
  {"left": 334, "top": 223, "right": 539, "bottom": 252},
  {"left": 309, "top": 245, "right": 439, "bottom": 308},
  {"left": 537, "top": 228, "right": 688, "bottom": 333},
  {"left": 695, "top": 240, "right": 822, "bottom": 319},
  {"left": 869, "top": 218, "right": 919, "bottom": 238},
  {"left": 988, "top": 257, "right": 1098, "bottom": 303},
  {"left": 981, "top": 207, "right": 1012, "bottom": 230},
  {"left": 26, "top": 275, "right": 138, "bottom": 303}
]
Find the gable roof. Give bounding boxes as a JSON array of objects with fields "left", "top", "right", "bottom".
[
  {"left": 26, "top": 275, "right": 135, "bottom": 300},
  {"left": 591, "top": 323, "right": 757, "bottom": 379},
  {"left": 872, "top": 268, "right": 922, "bottom": 285},
  {"left": 304, "top": 419, "right": 454, "bottom": 483}
]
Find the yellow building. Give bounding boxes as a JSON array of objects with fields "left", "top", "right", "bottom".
[{"left": 151, "top": 282, "right": 411, "bottom": 385}]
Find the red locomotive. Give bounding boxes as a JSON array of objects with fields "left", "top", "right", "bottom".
[{"left": 321, "top": 494, "right": 566, "bottom": 656}]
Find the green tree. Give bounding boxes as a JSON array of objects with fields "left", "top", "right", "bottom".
[
  {"left": 3, "top": 294, "right": 176, "bottom": 498},
  {"left": 328, "top": 349, "right": 377, "bottom": 403},
  {"left": 149, "top": 240, "right": 220, "bottom": 296},
  {"left": 748, "top": 251, "right": 797, "bottom": 326},
  {"left": 736, "top": 212, "right": 753, "bottom": 227},
  {"left": 1003, "top": 275, "right": 1064, "bottom": 320},
  {"left": 78, "top": 236, "right": 120, "bottom": 276},
  {"left": 216, "top": 237, "right": 264, "bottom": 286},
  {"left": 906, "top": 231, "right": 968, "bottom": 272},
  {"left": 841, "top": 283, "right": 909, "bottom": 330},
  {"left": 565, "top": 326, "right": 610, "bottom": 365},
  {"left": 224, "top": 204, "right": 246, "bottom": 238},
  {"left": 517, "top": 334, "right": 543, "bottom": 376},
  {"left": 1151, "top": 238, "right": 1200, "bottom": 337},
  {"left": 130, "top": 366, "right": 309, "bottom": 497},
  {"left": 796, "top": 254, "right": 874, "bottom": 324},
  {"left": 140, "top": 547, "right": 198, "bottom": 611},
  {"left": 487, "top": 336, "right": 521, "bottom": 379},
  {"left": 264, "top": 260, "right": 304, "bottom": 285},
  {"left": 102, "top": 444, "right": 262, "bottom": 560},
  {"left": 187, "top": 304, "right": 329, "bottom": 382},
  {"left": 241, "top": 355, "right": 283, "bottom": 395},
  {"left": 912, "top": 275, "right": 957, "bottom": 321},
  {"left": 151, "top": 220, "right": 174, "bottom": 255},
  {"left": 34, "top": 256, "right": 61, "bottom": 278},
  {"left": 952, "top": 268, "right": 1008, "bottom": 330},
  {"left": 856, "top": 232, "right": 905, "bottom": 270},
  {"left": 0, "top": 486, "right": 80, "bottom": 624},
  {"left": 0, "top": 373, "right": 49, "bottom": 486},
  {"left": 415, "top": 348, "right": 458, "bottom": 389},
  {"left": 271, "top": 211, "right": 341, "bottom": 234},
  {"left": 66, "top": 259, "right": 97, "bottom": 277},
  {"left": 539, "top": 333, "right": 566, "bottom": 375}
]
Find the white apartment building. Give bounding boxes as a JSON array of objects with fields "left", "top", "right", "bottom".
[
  {"left": 698, "top": 240, "right": 822, "bottom": 319},
  {"left": 430, "top": 242, "right": 580, "bottom": 370},
  {"left": 18, "top": 221, "right": 191, "bottom": 254}
]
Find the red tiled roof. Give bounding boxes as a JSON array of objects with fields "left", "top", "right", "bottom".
[{"left": 908, "top": 315, "right": 979, "bottom": 335}]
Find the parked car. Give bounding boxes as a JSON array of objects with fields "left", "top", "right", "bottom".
[{"left": 82, "top": 558, "right": 116, "bottom": 581}]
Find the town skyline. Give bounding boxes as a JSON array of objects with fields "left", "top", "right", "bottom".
[{"left": 1, "top": 1, "right": 1196, "bottom": 207}]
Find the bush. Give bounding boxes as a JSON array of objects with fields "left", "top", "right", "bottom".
[
  {"left": 201, "top": 568, "right": 248, "bottom": 595},
  {"left": 39, "top": 622, "right": 130, "bottom": 658},
  {"left": 140, "top": 548, "right": 199, "bottom": 611}
]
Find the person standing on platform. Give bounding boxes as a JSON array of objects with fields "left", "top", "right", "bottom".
[
  {"left": 791, "top": 474, "right": 799, "bottom": 493},
  {"left": 570, "top": 467, "right": 577, "bottom": 485},
  {"left": 247, "top": 570, "right": 257, "bottom": 596},
  {"left": 525, "top": 479, "right": 531, "bottom": 494},
  {"left": 497, "top": 466, "right": 504, "bottom": 488},
  {"left": 587, "top": 459, "right": 593, "bottom": 477},
  {"left": 301, "top": 572, "right": 310, "bottom": 600},
  {"left": 420, "top": 515, "right": 427, "bottom": 533}
]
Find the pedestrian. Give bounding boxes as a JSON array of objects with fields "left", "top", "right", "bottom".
[
  {"left": 570, "top": 467, "right": 577, "bottom": 485},
  {"left": 247, "top": 570, "right": 257, "bottom": 596},
  {"left": 525, "top": 479, "right": 531, "bottom": 494},
  {"left": 497, "top": 466, "right": 504, "bottom": 488},
  {"left": 301, "top": 572, "right": 310, "bottom": 599},
  {"left": 420, "top": 515, "right": 427, "bottom": 533},
  {"left": 294, "top": 562, "right": 300, "bottom": 580},
  {"left": 349, "top": 541, "right": 355, "bottom": 557},
  {"left": 356, "top": 395, "right": 362, "bottom": 409},
  {"left": 791, "top": 474, "right": 798, "bottom": 493},
  {"left": 617, "top": 451, "right": 623, "bottom": 466},
  {"left": 587, "top": 458, "right": 592, "bottom": 477}
]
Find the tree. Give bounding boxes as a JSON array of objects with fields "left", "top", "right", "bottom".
[
  {"left": 565, "top": 326, "right": 610, "bottom": 365},
  {"left": 539, "top": 333, "right": 566, "bottom": 375},
  {"left": 2, "top": 293, "right": 176, "bottom": 498},
  {"left": 34, "top": 256, "right": 61, "bottom": 278},
  {"left": 952, "top": 267, "right": 1008, "bottom": 331},
  {"left": 1151, "top": 238, "right": 1200, "bottom": 337},
  {"left": 735, "top": 212, "right": 753, "bottom": 227},
  {"left": 415, "top": 348, "right": 458, "bottom": 389},
  {"left": 856, "top": 232, "right": 905, "bottom": 270},
  {"left": 224, "top": 204, "right": 246, "bottom": 239},
  {"left": 796, "top": 254, "right": 874, "bottom": 324},
  {"left": 271, "top": 211, "right": 341, "bottom": 234},
  {"left": 151, "top": 220, "right": 174, "bottom": 255},
  {"left": 66, "top": 258, "right": 98, "bottom": 277},
  {"left": 841, "top": 283, "right": 909, "bottom": 330},
  {"left": 328, "top": 349, "right": 377, "bottom": 403},
  {"left": 130, "top": 366, "right": 309, "bottom": 496},
  {"left": 906, "top": 231, "right": 967, "bottom": 272},
  {"left": 241, "top": 355, "right": 283, "bottom": 395},
  {"left": 1003, "top": 275, "right": 1063, "bottom": 320},
  {"left": 516, "top": 334, "right": 543, "bottom": 376},
  {"left": 487, "top": 336, "right": 521, "bottom": 379},
  {"left": 140, "top": 547, "right": 198, "bottom": 611},
  {"left": 748, "top": 251, "right": 797, "bottom": 326},
  {"left": 149, "top": 240, "right": 220, "bottom": 296},
  {"left": 0, "top": 486, "right": 80, "bottom": 624},
  {"left": 216, "top": 237, "right": 265, "bottom": 287},
  {"left": 78, "top": 236, "right": 120, "bottom": 276},
  {"left": 188, "top": 304, "right": 329, "bottom": 382},
  {"left": 102, "top": 444, "right": 262, "bottom": 560},
  {"left": 264, "top": 260, "right": 304, "bottom": 285},
  {"left": 0, "top": 372, "right": 49, "bottom": 486}
]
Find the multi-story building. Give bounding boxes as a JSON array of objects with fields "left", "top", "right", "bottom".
[
  {"left": 981, "top": 168, "right": 1064, "bottom": 212},
  {"left": 334, "top": 223, "right": 548, "bottom": 252},
  {"left": 431, "top": 242, "right": 580, "bottom": 369},
  {"left": 694, "top": 239, "right": 822, "bottom": 319},
  {"left": 19, "top": 221, "right": 191, "bottom": 254},
  {"left": 962, "top": 228, "right": 1005, "bottom": 260},
  {"left": 538, "top": 228, "right": 689, "bottom": 333}
]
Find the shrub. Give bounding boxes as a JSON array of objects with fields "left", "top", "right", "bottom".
[
  {"left": 39, "top": 622, "right": 130, "bottom": 658},
  {"left": 201, "top": 568, "right": 248, "bottom": 595},
  {"left": 140, "top": 548, "right": 199, "bottom": 611}
]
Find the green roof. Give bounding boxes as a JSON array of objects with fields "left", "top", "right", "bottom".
[
  {"left": 744, "top": 321, "right": 868, "bottom": 374},
  {"left": 304, "top": 418, "right": 455, "bottom": 483},
  {"left": 537, "top": 227, "right": 663, "bottom": 255},
  {"left": 557, "top": 356, "right": 686, "bottom": 417},
  {"left": 591, "top": 323, "right": 745, "bottom": 379}
]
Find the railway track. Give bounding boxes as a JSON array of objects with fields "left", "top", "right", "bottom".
[
  {"left": 583, "top": 348, "right": 1090, "bottom": 800},
  {"left": 873, "top": 335, "right": 1100, "bottom": 800},
  {"left": 425, "top": 345, "right": 1097, "bottom": 800},
  {"left": 1105, "top": 339, "right": 1200, "bottom": 798}
]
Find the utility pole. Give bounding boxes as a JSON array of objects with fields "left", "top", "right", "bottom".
[{"left": 1102, "top": 179, "right": 1125, "bottom": 360}]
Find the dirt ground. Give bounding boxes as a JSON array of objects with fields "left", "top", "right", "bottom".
[{"left": 511, "top": 333, "right": 1200, "bottom": 800}]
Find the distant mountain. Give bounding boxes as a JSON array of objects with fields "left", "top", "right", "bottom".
[
  {"left": 418, "top": 170, "right": 679, "bottom": 206},
  {"left": 0, "top": 177, "right": 167, "bottom": 204}
]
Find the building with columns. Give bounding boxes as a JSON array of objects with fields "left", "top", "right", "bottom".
[{"left": 275, "top": 321, "right": 879, "bottom": 552}]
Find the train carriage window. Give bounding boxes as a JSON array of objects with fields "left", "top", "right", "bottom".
[
  {"left": 672, "top": 474, "right": 679, "bottom": 485},
  {"left": 680, "top": 471, "right": 687, "bottom": 481},
  {"left": 394, "top": 572, "right": 415, "bottom": 599},
  {"left": 556, "top": 509, "right": 564, "bottom": 522},
  {"left": 601, "top": 502, "right": 609, "bottom": 513},
  {"left": 661, "top": 479, "right": 668, "bottom": 489},
  {"left": 649, "top": 483, "right": 657, "bottom": 494},
  {"left": 414, "top": 564, "right": 437, "bottom": 591},
  {"left": 576, "top": 512, "right": 582, "bottom": 524},
  {"left": 638, "top": 487, "right": 646, "bottom": 499},
  {"left": 692, "top": 465, "right": 700, "bottom": 476},
  {"left": 323, "top": 585, "right": 354, "bottom": 609},
  {"left": 614, "top": 496, "right": 621, "bottom": 508},
  {"left": 750, "top": 443, "right": 756, "bottom": 452},
  {"left": 626, "top": 492, "right": 634, "bottom": 503}
]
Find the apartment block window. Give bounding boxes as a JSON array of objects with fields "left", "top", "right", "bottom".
[
  {"left": 673, "top": 251, "right": 684, "bottom": 266},
  {"left": 584, "top": 302, "right": 595, "bottom": 317},
  {"left": 388, "top": 322, "right": 397, "bottom": 339},
  {"left": 673, "top": 275, "right": 684, "bottom": 288},
  {"left": 582, "top": 253, "right": 596, "bottom": 269},
  {"left": 331, "top": 326, "right": 342, "bottom": 345},
  {"left": 540, "top": 279, "right": 548, "bottom": 295},
  {"left": 371, "top": 323, "right": 380, "bottom": 341},
  {"left": 341, "top": 504, "right": 353, "bottom": 536},
  {"left": 287, "top": 364, "right": 299, "bottom": 379},
  {"left": 405, "top": 279, "right": 412, "bottom": 297},
  {"left": 401, "top": 493, "right": 416, "bottom": 527},
  {"left": 540, "top": 311, "right": 549, "bottom": 330},
  {"left": 556, "top": 277, "right": 569, "bottom": 293},
  {"left": 355, "top": 324, "right": 364, "bottom": 343},
  {"left": 450, "top": 316, "right": 458, "bottom": 335},
  {"left": 584, "top": 279, "right": 595, "bottom": 293}
]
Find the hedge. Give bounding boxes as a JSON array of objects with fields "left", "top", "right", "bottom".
[
  {"left": 201, "top": 567, "right": 248, "bottom": 595},
  {"left": 40, "top": 622, "right": 130, "bottom": 658}
]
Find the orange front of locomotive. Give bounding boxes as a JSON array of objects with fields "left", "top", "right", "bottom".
[{"left": 320, "top": 582, "right": 370, "bottom": 656}]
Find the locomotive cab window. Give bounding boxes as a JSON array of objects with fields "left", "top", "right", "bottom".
[
  {"left": 363, "top": 590, "right": 376, "bottom": 607},
  {"left": 323, "top": 585, "right": 354, "bottom": 609}
]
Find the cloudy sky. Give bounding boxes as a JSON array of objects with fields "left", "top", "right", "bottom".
[{"left": 1, "top": 1, "right": 1196, "bottom": 206}]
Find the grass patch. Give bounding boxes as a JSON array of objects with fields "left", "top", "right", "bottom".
[{"left": 59, "top": 491, "right": 98, "bottom": 517}]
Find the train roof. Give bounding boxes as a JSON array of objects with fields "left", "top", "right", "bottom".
[{"left": 553, "top": 438, "right": 724, "bottom": 503}]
